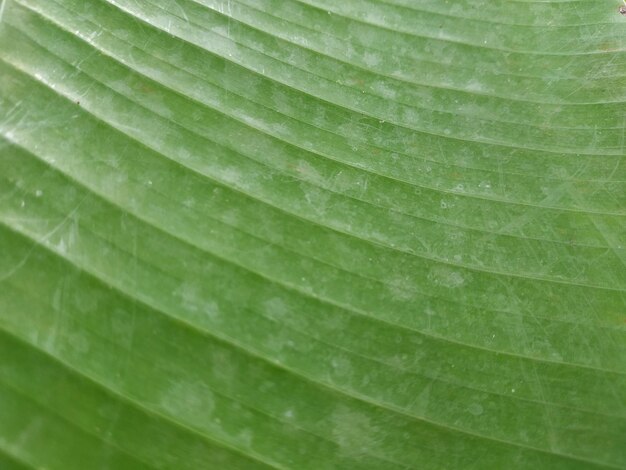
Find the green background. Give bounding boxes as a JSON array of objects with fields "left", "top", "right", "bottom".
[{"left": 0, "top": 0, "right": 625, "bottom": 468}]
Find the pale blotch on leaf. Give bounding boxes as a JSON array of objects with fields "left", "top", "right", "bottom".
[
  {"left": 262, "top": 296, "right": 289, "bottom": 322},
  {"left": 332, "top": 406, "right": 379, "bottom": 457},
  {"left": 388, "top": 275, "right": 416, "bottom": 301},
  {"left": 330, "top": 357, "right": 353, "bottom": 379},
  {"left": 428, "top": 266, "right": 466, "bottom": 289},
  {"left": 468, "top": 403, "right": 484, "bottom": 416},
  {"left": 159, "top": 380, "right": 215, "bottom": 423}
]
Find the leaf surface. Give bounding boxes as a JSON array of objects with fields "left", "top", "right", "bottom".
[{"left": 0, "top": 0, "right": 625, "bottom": 468}]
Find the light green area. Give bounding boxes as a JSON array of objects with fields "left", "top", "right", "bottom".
[{"left": 0, "top": 0, "right": 625, "bottom": 468}]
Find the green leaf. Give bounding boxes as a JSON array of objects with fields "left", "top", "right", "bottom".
[{"left": 1, "top": 0, "right": 625, "bottom": 468}]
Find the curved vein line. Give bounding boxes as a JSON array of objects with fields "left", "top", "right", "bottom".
[
  {"left": 100, "top": 0, "right": 626, "bottom": 154},
  {"left": 30, "top": 0, "right": 624, "bottom": 169},
  {"left": 0, "top": 284, "right": 415, "bottom": 469},
  {"left": 0, "top": 380, "right": 159, "bottom": 470},
  {"left": 2, "top": 165, "right": 624, "bottom": 378},
  {"left": 6, "top": 29, "right": 623, "bottom": 249},
  {"left": 13, "top": 7, "right": 625, "bottom": 191},
  {"left": 5, "top": 145, "right": 623, "bottom": 360},
  {"left": 3, "top": 74, "right": 625, "bottom": 299},
  {"left": 137, "top": 0, "right": 626, "bottom": 124},
  {"left": 357, "top": 0, "right": 624, "bottom": 28},
  {"left": 293, "top": 0, "right": 626, "bottom": 57},
  {"left": 201, "top": 0, "right": 626, "bottom": 91},
  {"left": 0, "top": 332, "right": 285, "bottom": 469},
  {"left": 0, "top": 223, "right": 620, "bottom": 469},
  {"left": 6, "top": 269, "right": 625, "bottom": 457},
  {"left": 2, "top": 63, "right": 624, "bottom": 292}
]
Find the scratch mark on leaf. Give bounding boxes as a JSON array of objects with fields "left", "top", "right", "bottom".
[
  {"left": 0, "top": 195, "right": 88, "bottom": 282},
  {"left": 0, "top": 0, "right": 8, "bottom": 24}
]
